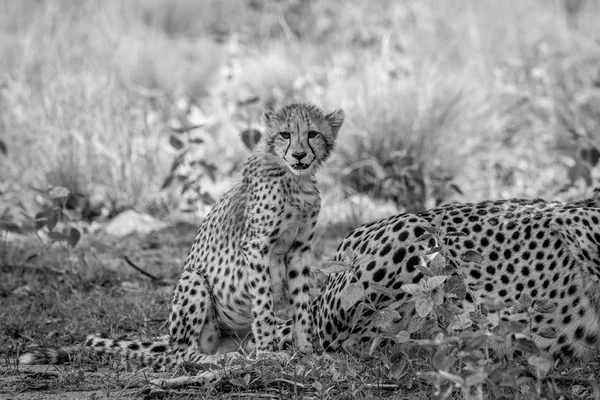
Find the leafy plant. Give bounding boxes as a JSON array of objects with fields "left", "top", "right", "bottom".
[
  {"left": 326, "top": 215, "right": 599, "bottom": 399},
  {"left": 161, "top": 108, "right": 218, "bottom": 212},
  {"left": 30, "top": 185, "right": 82, "bottom": 249}
]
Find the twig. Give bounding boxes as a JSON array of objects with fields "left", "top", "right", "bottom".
[
  {"left": 361, "top": 383, "right": 402, "bottom": 390},
  {"left": 150, "top": 364, "right": 245, "bottom": 389},
  {"left": 229, "top": 393, "right": 279, "bottom": 399},
  {"left": 123, "top": 256, "right": 161, "bottom": 281},
  {"left": 273, "top": 378, "right": 306, "bottom": 389},
  {"left": 543, "top": 375, "right": 600, "bottom": 387}
]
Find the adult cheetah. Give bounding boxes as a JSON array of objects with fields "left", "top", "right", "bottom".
[
  {"left": 300, "top": 188, "right": 600, "bottom": 360},
  {"left": 20, "top": 103, "right": 344, "bottom": 367}
]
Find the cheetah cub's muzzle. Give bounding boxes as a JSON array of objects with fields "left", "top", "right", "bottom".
[{"left": 261, "top": 105, "right": 344, "bottom": 176}]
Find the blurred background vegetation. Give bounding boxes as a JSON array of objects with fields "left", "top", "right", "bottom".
[{"left": 1, "top": 0, "right": 599, "bottom": 231}]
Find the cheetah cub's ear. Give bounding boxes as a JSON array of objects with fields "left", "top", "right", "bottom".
[{"left": 325, "top": 109, "right": 344, "bottom": 138}]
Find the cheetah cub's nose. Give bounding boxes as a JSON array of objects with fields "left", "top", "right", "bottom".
[{"left": 292, "top": 152, "right": 307, "bottom": 161}]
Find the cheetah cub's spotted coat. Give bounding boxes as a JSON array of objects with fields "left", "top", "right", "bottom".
[{"left": 20, "top": 103, "right": 344, "bottom": 367}]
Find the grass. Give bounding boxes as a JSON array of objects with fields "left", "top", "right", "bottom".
[{"left": 1, "top": 0, "right": 600, "bottom": 398}]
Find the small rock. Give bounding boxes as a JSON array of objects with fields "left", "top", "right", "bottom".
[{"left": 104, "top": 210, "right": 166, "bottom": 238}]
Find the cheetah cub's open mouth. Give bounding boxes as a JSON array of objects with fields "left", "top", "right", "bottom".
[{"left": 291, "top": 162, "right": 310, "bottom": 170}]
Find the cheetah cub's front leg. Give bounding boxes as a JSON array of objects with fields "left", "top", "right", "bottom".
[
  {"left": 245, "top": 235, "right": 280, "bottom": 353},
  {"left": 285, "top": 218, "right": 318, "bottom": 354}
]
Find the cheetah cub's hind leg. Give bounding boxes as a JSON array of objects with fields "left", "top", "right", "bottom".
[{"left": 166, "top": 269, "right": 221, "bottom": 364}]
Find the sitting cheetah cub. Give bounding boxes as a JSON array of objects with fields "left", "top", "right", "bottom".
[{"left": 20, "top": 103, "right": 344, "bottom": 367}]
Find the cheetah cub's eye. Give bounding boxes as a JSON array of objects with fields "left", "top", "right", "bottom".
[
  {"left": 279, "top": 132, "right": 291, "bottom": 139},
  {"left": 307, "top": 131, "right": 319, "bottom": 138}
]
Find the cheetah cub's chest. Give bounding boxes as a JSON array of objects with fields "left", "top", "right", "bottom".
[{"left": 269, "top": 187, "right": 320, "bottom": 310}]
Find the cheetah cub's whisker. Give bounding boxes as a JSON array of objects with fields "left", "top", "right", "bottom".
[{"left": 19, "top": 103, "right": 344, "bottom": 367}]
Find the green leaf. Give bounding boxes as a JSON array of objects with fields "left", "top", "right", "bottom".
[
  {"left": 388, "top": 358, "right": 408, "bottom": 380},
  {"left": 168, "top": 135, "right": 185, "bottom": 150},
  {"left": 320, "top": 261, "right": 351, "bottom": 275},
  {"left": 416, "top": 263, "right": 433, "bottom": 276},
  {"left": 400, "top": 283, "right": 424, "bottom": 296},
  {"left": 449, "top": 313, "right": 473, "bottom": 330},
  {"left": 48, "top": 186, "right": 70, "bottom": 199},
  {"left": 161, "top": 174, "right": 176, "bottom": 190},
  {"left": 48, "top": 231, "right": 68, "bottom": 242},
  {"left": 537, "top": 326, "right": 557, "bottom": 339},
  {"left": 62, "top": 208, "right": 82, "bottom": 221},
  {"left": 432, "top": 349, "right": 454, "bottom": 371},
  {"left": 311, "top": 381, "right": 323, "bottom": 392},
  {"left": 340, "top": 283, "right": 365, "bottom": 312},
  {"left": 431, "top": 287, "right": 444, "bottom": 305},
  {"left": 46, "top": 210, "right": 59, "bottom": 231},
  {"left": 241, "top": 129, "right": 262, "bottom": 152},
  {"left": 438, "top": 370, "right": 464, "bottom": 385},
  {"left": 394, "top": 331, "right": 411, "bottom": 344},
  {"left": 68, "top": 227, "right": 81, "bottom": 248},
  {"left": 372, "top": 309, "right": 400, "bottom": 329},
  {"left": 407, "top": 315, "right": 425, "bottom": 334},
  {"left": 368, "top": 282, "right": 396, "bottom": 299},
  {"left": 445, "top": 275, "right": 466, "bottom": 300},
  {"left": 424, "top": 246, "right": 441, "bottom": 255},
  {"left": 468, "top": 311, "right": 488, "bottom": 325},
  {"left": 415, "top": 297, "right": 433, "bottom": 317},
  {"left": 432, "top": 214, "right": 444, "bottom": 232},
  {"left": 414, "top": 232, "right": 435, "bottom": 243},
  {"left": 369, "top": 335, "right": 383, "bottom": 356},
  {"left": 528, "top": 354, "right": 554, "bottom": 375},
  {"left": 423, "top": 224, "right": 438, "bottom": 235},
  {"left": 533, "top": 299, "right": 558, "bottom": 314},
  {"left": 34, "top": 211, "right": 47, "bottom": 230},
  {"left": 481, "top": 297, "right": 512, "bottom": 312},
  {"left": 429, "top": 254, "right": 446, "bottom": 272},
  {"left": 465, "top": 372, "right": 486, "bottom": 387},
  {"left": 507, "top": 320, "right": 525, "bottom": 334},
  {"left": 446, "top": 231, "right": 467, "bottom": 237},
  {"left": 460, "top": 250, "right": 484, "bottom": 264},
  {"left": 425, "top": 276, "right": 447, "bottom": 290},
  {"left": 513, "top": 336, "right": 539, "bottom": 354},
  {"left": 463, "top": 335, "right": 490, "bottom": 352},
  {"left": 459, "top": 350, "right": 484, "bottom": 364},
  {"left": 0, "top": 221, "right": 22, "bottom": 233}
]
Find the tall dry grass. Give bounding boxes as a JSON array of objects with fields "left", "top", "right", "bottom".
[{"left": 0, "top": 0, "right": 599, "bottom": 221}]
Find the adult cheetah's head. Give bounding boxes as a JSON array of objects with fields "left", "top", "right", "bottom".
[{"left": 257, "top": 103, "right": 344, "bottom": 176}]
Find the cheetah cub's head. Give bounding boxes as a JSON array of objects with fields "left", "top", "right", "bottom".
[{"left": 259, "top": 103, "right": 344, "bottom": 176}]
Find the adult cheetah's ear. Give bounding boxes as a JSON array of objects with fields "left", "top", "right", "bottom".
[{"left": 325, "top": 109, "right": 344, "bottom": 137}]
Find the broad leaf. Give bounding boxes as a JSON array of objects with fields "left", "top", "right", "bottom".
[
  {"left": 48, "top": 186, "right": 70, "bottom": 199},
  {"left": 401, "top": 283, "right": 424, "bottom": 296},
  {"left": 388, "top": 358, "right": 408, "bottom": 380},
  {"left": 340, "top": 283, "right": 365, "bottom": 311},
  {"left": 513, "top": 336, "right": 539, "bottom": 354},
  {"left": 369, "top": 335, "right": 383, "bottom": 356},
  {"left": 533, "top": 299, "right": 558, "bottom": 314},
  {"left": 460, "top": 250, "right": 484, "bottom": 264},
  {"left": 373, "top": 309, "right": 400, "bottom": 329},
  {"left": 426, "top": 276, "right": 447, "bottom": 290},
  {"left": 528, "top": 354, "right": 554, "bottom": 374},
  {"left": 407, "top": 315, "right": 425, "bottom": 333},
  {"left": 321, "top": 261, "right": 351, "bottom": 275},
  {"left": 415, "top": 297, "right": 433, "bottom": 317},
  {"left": 394, "top": 331, "right": 411, "bottom": 344},
  {"left": 68, "top": 227, "right": 81, "bottom": 248},
  {"left": 537, "top": 326, "right": 557, "bottom": 339},
  {"left": 168, "top": 135, "right": 185, "bottom": 150}
]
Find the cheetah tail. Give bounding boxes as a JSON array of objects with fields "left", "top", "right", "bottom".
[{"left": 19, "top": 344, "right": 84, "bottom": 365}]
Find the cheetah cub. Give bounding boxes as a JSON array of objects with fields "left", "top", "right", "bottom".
[{"left": 20, "top": 103, "right": 344, "bottom": 367}]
